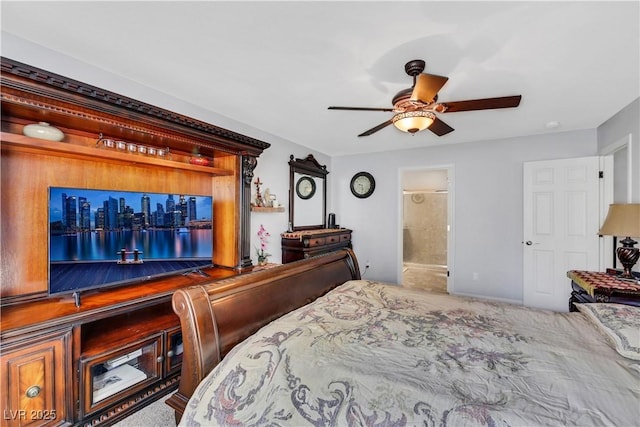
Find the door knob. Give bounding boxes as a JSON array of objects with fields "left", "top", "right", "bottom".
[{"left": 525, "top": 241, "right": 533, "bottom": 245}]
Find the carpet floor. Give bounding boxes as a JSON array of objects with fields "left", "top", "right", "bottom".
[
  {"left": 402, "top": 263, "right": 448, "bottom": 293},
  {"left": 113, "top": 394, "right": 175, "bottom": 427}
]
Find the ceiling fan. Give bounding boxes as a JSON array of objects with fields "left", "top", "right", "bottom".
[{"left": 328, "top": 59, "right": 522, "bottom": 137}]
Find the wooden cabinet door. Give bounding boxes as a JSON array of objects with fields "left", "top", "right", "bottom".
[
  {"left": 1, "top": 330, "right": 71, "bottom": 427},
  {"left": 164, "top": 327, "right": 183, "bottom": 376},
  {"left": 79, "top": 335, "right": 162, "bottom": 417}
]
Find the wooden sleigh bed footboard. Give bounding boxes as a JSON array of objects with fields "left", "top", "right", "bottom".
[{"left": 166, "top": 249, "right": 361, "bottom": 422}]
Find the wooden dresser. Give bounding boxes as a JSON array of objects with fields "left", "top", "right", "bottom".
[{"left": 281, "top": 228, "right": 352, "bottom": 263}]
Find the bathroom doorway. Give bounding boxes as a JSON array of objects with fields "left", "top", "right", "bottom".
[{"left": 400, "top": 167, "right": 452, "bottom": 293}]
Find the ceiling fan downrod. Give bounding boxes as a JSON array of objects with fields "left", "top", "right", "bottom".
[{"left": 404, "top": 59, "right": 426, "bottom": 86}]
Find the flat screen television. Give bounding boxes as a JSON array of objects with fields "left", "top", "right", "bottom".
[{"left": 48, "top": 187, "right": 213, "bottom": 296}]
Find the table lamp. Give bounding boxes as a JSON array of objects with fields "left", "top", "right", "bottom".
[{"left": 598, "top": 204, "right": 640, "bottom": 278}]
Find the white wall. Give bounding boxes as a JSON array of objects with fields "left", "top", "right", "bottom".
[{"left": 332, "top": 131, "right": 597, "bottom": 302}]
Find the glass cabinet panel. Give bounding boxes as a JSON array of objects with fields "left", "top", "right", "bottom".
[
  {"left": 81, "top": 335, "right": 162, "bottom": 415},
  {"left": 165, "top": 328, "right": 183, "bottom": 375}
]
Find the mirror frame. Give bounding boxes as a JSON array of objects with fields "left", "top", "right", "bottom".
[{"left": 289, "top": 154, "right": 328, "bottom": 230}]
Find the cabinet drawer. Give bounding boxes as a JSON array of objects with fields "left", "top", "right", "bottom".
[
  {"left": 303, "top": 237, "right": 326, "bottom": 247},
  {"left": 1, "top": 330, "right": 71, "bottom": 427},
  {"left": 326, "top": 235, "right": 341, "bottom": 244},
  {"left": 282, "top": 229, "right": 352, "bottom": 264},
  {"left": 325, "top": 233, "right": 350, "bottom": 244}
]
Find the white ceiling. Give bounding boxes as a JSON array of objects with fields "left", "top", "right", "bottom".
[{"left": 1, "top": 1, "right": 638, "bottom": 156}]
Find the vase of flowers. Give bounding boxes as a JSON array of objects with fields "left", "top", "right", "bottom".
[{"left": 256, "top": 224, "right": 271, "bottom": 266}]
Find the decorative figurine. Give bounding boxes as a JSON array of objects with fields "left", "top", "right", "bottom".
[{"left": 254, "top": 177, "right": 265, "bottom": 207}]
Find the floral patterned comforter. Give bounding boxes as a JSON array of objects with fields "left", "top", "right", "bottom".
[{"left": 180, "top": 280, "right": 639, "bottom": 426}]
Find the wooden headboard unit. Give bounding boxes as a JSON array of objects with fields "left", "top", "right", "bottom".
[{"left": 166, "top": 249, "right": 361, "bottom": 421}]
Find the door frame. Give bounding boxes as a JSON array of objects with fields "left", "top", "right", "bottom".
[
  {"left": 599, "top": 133, "right": 633, "bottom": 269},
  {"left": 397, "top": 165, "right": 455, "bottom": 293},
  {"left": 599, "top": 133, "right": 632, "bottom": 203}
]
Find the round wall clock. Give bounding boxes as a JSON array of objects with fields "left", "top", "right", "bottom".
[
  {"left": 296, "top": 176, "right": 316, "bottom": 199},
  {"left": 350, "top": 172, "right": 375, "bottom": 198}
]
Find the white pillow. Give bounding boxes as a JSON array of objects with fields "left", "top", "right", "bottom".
[{"left": 575, "top": 303, "right": 640, "bottom": 360}]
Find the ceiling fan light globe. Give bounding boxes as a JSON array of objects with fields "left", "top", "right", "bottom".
[{"left": 392, "top": 111, "right": 435, "bottom": 133}]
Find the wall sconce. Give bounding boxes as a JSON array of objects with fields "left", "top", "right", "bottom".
[{"left": 598, "top": 204, "right": 640, "bottom": 278}]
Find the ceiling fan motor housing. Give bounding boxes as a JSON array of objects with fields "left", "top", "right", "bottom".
[
  {"left": 392, "top": 88, "right": 414, "bottom": 106},
  {"left": 392, "top": 89, "right": 440, "bottom": 112},
  {"left": 404, "top": 59, "right": 426, "bottom": 77}
]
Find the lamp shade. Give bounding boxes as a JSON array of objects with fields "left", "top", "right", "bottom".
[
  {"left": 392, "top": 111, "right": 435, "bottom": 134},
  {"left": 598, "top": 204, "right": 640, "bottom": 237}
]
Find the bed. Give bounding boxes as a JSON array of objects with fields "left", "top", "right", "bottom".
[{"left": 167, "top": 249, "right": 639, "bottom": 426}]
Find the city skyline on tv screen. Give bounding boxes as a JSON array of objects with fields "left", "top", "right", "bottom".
[
  {"left": 48, "top": 187, "right": 213, "bottom": 294},
  {"left": 49, "top": 187, "right": 212, "bottom": 230}
]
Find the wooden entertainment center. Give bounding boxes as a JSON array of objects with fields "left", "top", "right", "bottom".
[{"left": 0, "top": 58, "right": 269, "bottom": 426}]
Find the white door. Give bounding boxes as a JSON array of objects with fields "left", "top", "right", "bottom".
[{"left": 523, "top": 157, "right": 601, "bottom": 312}]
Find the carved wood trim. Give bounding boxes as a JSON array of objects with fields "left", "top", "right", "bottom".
[
  {"left": 289, "top": 153, "right": 329, "bottom": 178},
  {"left": 240, "top": 155, "right": 259, "bottom": 267},
  {"left": 79, "top": 375, "right": 180, "bottom": 427},
  {"left": 1, "top": 57, "right": 271, "bottom": 155}
]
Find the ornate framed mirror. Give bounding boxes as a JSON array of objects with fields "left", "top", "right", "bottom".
[{"left": 288, "top": 154, "right": 328, "bottom": 230}]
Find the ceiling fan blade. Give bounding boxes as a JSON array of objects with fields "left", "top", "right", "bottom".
[
  {"left": 328, "top": 106, "right": 394, "bottom": 112},
  {"left": 443, "top": 95, "right": 522, "bottom": 112},
  {"left": 428, "top": 117, "right": 455, "bottom": 136},
  {"left": 410, "top": 73, "right": 449, "bottom": 103},
  {"left": 358, "top": 119, "right": 394, "bottom": 137}
]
